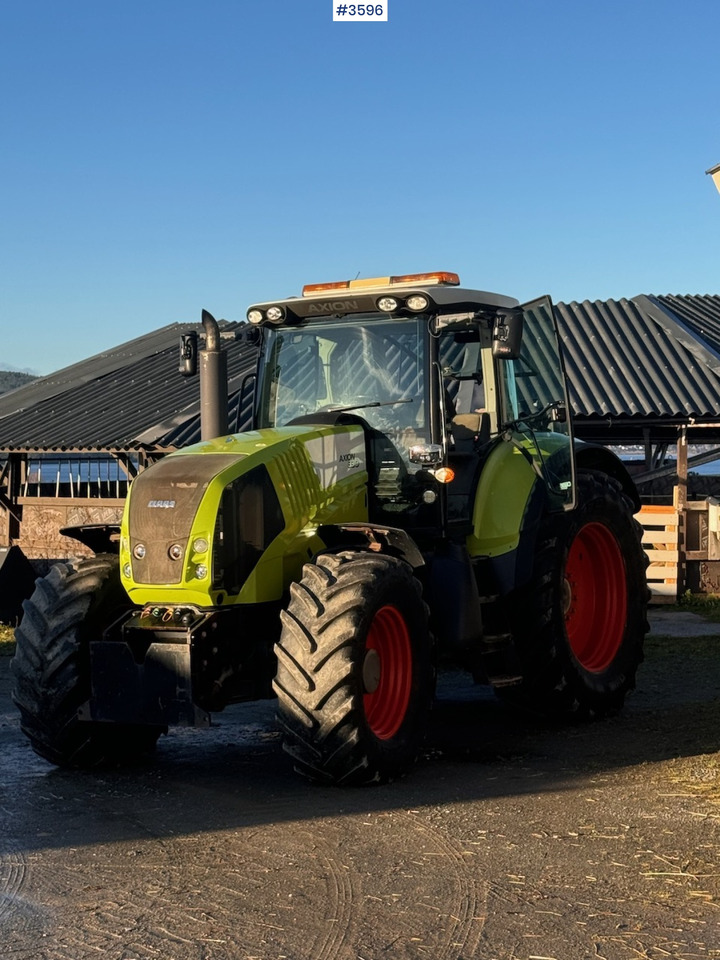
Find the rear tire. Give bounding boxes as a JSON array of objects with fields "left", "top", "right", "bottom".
[
  {"left": 503, "top": 469, "right": 649, "bottom": 717},
  {"left": 12, "top": 556, "right": 162, "bottom": 767},
  {"left": 274, "top": 552, "right": 433, "bottom": 785}
]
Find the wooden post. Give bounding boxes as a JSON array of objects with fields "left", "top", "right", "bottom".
[
  {"left": 0, "top": 453, "right": 25, "bottom": 546},
  {"left": 676, "top": 426, "right": 688, "bottom": 508},
  {"left": 674, "top": 426, "right": 688, "bottom": 595}
]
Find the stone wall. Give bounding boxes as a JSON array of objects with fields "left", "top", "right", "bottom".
[{"left": 16, "top": 499, "right": 125, "bottom": 572}]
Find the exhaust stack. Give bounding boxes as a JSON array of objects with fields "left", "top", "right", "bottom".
[{"left": 200, "top": 309, "right": 228, "bottom": 440}]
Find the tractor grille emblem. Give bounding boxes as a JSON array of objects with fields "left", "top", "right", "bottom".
[{"left": 147, "top": 499, "right": 176, "bottom": 509}]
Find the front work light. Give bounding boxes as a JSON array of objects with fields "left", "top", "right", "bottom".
[
  {"left": 406, "top": 294, "right": 429, "bottom": 311},
  {"left": 247, "top": 309, "right": 264, "bottom": 324},
  {"left": 377, "top": 297, "right": 398, "bottom": 312},
  {"left": 266, "top": 306, "right": 285, "bottom": 323}
]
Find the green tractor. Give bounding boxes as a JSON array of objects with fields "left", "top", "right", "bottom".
[{"left": 12, "top": 271, "right": 648, "bottom": 785}]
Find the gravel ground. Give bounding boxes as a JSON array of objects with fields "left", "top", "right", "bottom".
[{"left": 1, "top": 612, "right": 719, "bottom": 960}]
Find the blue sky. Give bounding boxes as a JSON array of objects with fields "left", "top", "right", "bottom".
[{"left": 2, "top": 0, "right": 719, "bottom": 374}]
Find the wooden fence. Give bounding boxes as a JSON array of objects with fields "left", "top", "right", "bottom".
[{"left": 638, "top": 504, "right": 681, "bottom": 603}]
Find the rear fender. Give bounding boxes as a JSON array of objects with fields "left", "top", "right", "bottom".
[{"left": 574, "top": 441, "right": 640, "bottom": 511}]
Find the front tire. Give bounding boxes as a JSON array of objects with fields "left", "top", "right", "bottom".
[
  {"left": 12, "top": 556, "right": 162, "bottom": 767},
  {"left": 274, "top": 552, "right": 433, "bottom": 785},
  {"left": 504, "top": 469, "right": 649, "bottom": 717}
]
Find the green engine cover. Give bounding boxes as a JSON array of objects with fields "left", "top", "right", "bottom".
[{"left": 120, "top": 424, "right": 368, "bottom": 607}]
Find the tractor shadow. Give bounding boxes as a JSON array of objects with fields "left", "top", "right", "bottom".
[
  {"left": 428, "top": 630, "right": 720, "bottom": 774},
  {"left": 1, "top": 630, "right": 719, "bottom": 854}
]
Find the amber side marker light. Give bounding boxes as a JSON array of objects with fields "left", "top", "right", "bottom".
[
  {"left": 302, "top": 271, "right": 460, "bottom": 296},
  {"left": 434, "top": 467, "right": 455, "bottom": 484}
]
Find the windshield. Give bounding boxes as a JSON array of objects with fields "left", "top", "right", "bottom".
[{"left": 257, "top": 316, "right": 430, "bottom": 450}]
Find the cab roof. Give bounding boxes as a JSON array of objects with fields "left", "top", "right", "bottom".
[{"left": 247, "top": 283, "right": 519, "bottom": 325}]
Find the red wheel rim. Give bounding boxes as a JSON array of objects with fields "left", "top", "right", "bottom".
[
  {"left": 363, "top": 605, "right": 413, "bottom": 740},
  {"left": 564, "top": 522, "right": 627, "bottom": 673}
]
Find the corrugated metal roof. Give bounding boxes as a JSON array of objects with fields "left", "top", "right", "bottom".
[
  {"left": 0, "top": 322, "right": 258, "bottom": 453},
  {"left": 0, "top": 324, "right": 197, "bottom": 416},
  {"left": 139, "top": 369, "right": 256, "bottom": 448},
  {"left": 554, "top": 297, "right": 720, "bottom": 423},
  {"left": 655, "top": 294, "right": 720, "bottom": 360}
]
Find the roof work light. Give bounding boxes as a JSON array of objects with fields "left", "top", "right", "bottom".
[{"left": 301, "top": 271, "right": 460, "bottom": 297}]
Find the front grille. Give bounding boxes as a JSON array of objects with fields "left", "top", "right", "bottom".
[{"left": 129, "top": 454, "right": 238, "bottom": 584}]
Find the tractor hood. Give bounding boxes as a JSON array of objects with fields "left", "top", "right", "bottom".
[{"left": 120, "top": 424, "right": 368, "bottom": 607}]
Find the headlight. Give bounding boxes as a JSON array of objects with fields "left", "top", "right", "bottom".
[{"left": 133, "top": 543, "right": 146, "bottom": 559}]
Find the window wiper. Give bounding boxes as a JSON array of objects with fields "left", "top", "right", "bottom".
[{"left": 323, "top": 398, "right": 414, "bottom": 413}]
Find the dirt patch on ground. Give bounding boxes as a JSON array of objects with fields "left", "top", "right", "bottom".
[{"left": 1, "top": 613, "right": 719, "bottom": 960}]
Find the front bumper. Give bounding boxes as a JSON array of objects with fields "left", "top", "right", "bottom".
[{"left": 78, "top": 602, "right": 281, "bottom": 727}]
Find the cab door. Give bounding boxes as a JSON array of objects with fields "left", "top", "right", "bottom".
[{"left": 495, "top": 295, "right": 575, "bottom": 511}]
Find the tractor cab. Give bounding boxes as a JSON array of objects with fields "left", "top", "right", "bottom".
[{"left": 246, "top": 272, "right": 575, "bottom": 541}]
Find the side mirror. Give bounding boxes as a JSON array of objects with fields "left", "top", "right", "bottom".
[
  {"left": 179, "top": 332, "right": 198, "bottom": 377},
  {"left": 409, "top": 443, "right": 443, "bottom": 466},
  {"left": 237, "top": 324, "right": 262, "bottom": 345},
  {"left": 550, "top": 400, "right": 567, "bottom": 423},
  {"left": 492, "top": 309, "right": 523, "bottom": 360}
]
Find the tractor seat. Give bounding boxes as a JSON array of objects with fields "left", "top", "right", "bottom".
[
  {"left": 451, "top": 413, "right": 490, "bottom": 453},
  {"left": 446, "top": 413, "right": 490, "bottom": 526}
]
